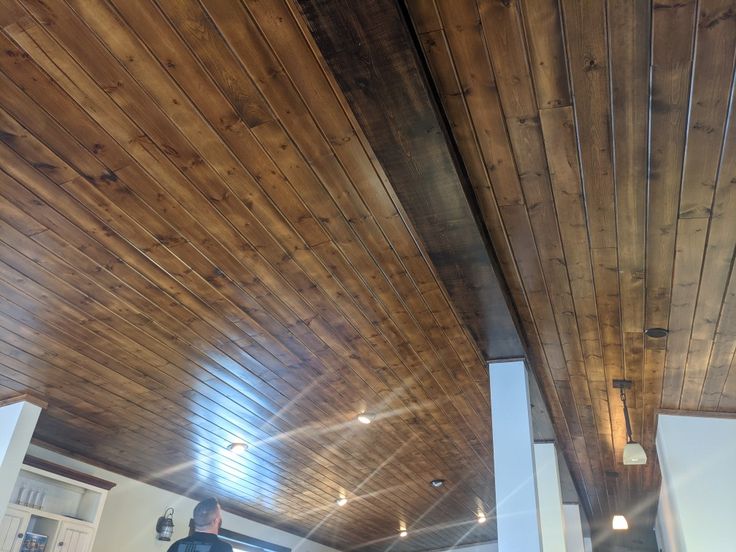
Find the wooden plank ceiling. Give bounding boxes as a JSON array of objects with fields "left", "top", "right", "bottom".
[
  {"left": 2, "top": 0, "right": 736, "bottom": 550},
  {"left": 0, "top": 1, "right": 526, "bottom": 551},
  {"left": 398, "top": 0, "right": 736, "bottom": 541}
]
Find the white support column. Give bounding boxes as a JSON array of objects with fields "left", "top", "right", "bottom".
[
  {"left": 488, "top": 360, "right": 542, "bottom": 552},
  {"left": 0, "top": 397, "right": 43, "bottom": 518},
  {"left": 562, "top": 503, "right": 586, "bottom": 552},
  {"left": 534, "top": 442, "right": 567, "bottom": 552}
]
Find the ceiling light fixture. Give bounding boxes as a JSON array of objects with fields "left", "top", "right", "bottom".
[
  {"left": 399, "top": 530, "right": 408, "bottom": 538},
  {"left": 644, "top": 327, "right": 668, "bottom": 338},
  {"left": 612, "top": 514, "right": 629, "bottom": 531},
  {"left": 477, "top": 513, "right": 487, "bottom": 524},
  {"left": 357, "top": 413, "right": 374, "bottom": 425},
  {"left": 227, "top": 442, "right": 248, "bottom": 453},
  {"left": 430, "top": 479, "right": 445, "bottom": 488},
  {"left": 612, "top": 380, "right": 647, "bottom": 465},
  {"left": 336, "top": 497, "right": 348, "bottom": 507}
]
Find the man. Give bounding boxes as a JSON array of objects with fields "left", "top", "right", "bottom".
[{"left": 166, "top": 497, "right": 233, "bottom": 552}]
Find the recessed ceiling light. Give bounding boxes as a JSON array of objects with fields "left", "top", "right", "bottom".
[
  {"left": 227, "top": 442, "right": 247, "bottom": 453},
  {"left": 612, "top": 515, "right": 628, "bottom": 531},
  {"left": 357, "top": 413, "right": 374, "bottom": 424},
  {"left": 644, "top": 327, "right": 668, "bottom": 338},
  {"left": 336, "top": 497, "right": 348, "bottom": 507},
  {"left": 399, "top": 530, "right": 408, "bottom": 538},
  {"left": 430, "top": 479, "right": 445, "bottom": 488},
  {"left": 477, "top": 513, "right": 487, "bottom": 524}
]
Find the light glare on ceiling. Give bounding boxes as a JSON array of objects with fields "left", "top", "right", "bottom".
[
  {"left": 336, "top": 497, "right": 348, "bottom": 507},
  {"left": 399, "top": 530, "right": 408, "bottom": 538},
  {"left": 477, "top": 513, "right": 487, "bottom": 524}
]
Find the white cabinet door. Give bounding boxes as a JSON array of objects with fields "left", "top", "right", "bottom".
[
  {"left": 56, "top": 522, "right": 94, "bottom": 552},
  {"left": 0, "top": 508, "right": 30, "bottom": 552}
]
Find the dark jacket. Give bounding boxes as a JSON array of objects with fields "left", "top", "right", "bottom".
[{"left": 166, "top": 532, "right": 233, "bottom": 552}]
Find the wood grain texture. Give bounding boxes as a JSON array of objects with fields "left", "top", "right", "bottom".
[
  {"left": 2, "top": 0, "right": 736, "bottom": 549},
  {"left": 0, "top": 0, "right": 519, "bottom": 550},
  {"left": 404, "top": 0, "right": 736, "bottom": 541}
]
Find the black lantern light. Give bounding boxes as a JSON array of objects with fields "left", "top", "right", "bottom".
[{"left": 156, "top": 507, "right": 175, "bottom": 541}]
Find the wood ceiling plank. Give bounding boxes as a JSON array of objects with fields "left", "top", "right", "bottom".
[
  {"left": 718, "top": 349, "right": 736, "bottom": 410},
  {"left": 699, "top": 138, "right": 736, "bottom": 409},
  {"left": 676, "top": 0, "right": 736, "bottom": 411},
  {"left": 518, "top": 0, "right": 570, "bottom": 109},
  {"left": 607, "top": 2, "right": 650, "bottom": 501},
  {"left": 558, "top": 0, "right": 628, "bottom": 514},
  {"left": 559, "top": 0, "right": 615, "bottom": 252},
  {"left": 476, "top": 0, "right": 536, "bottom": 119},
  {"left": 539, "top": 106, "right": 616, "bottom": 507},
  {"left": 661, "top": 218, "right": 708, "bottom": 408},
  {"left": 678, "top": 0, "right": 736, "bottom": 220},
  {"left": 640, "top": 0, "right": 698, "bottom": 492}
]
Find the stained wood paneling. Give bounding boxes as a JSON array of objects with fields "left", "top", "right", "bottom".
[
  {"left": 0, "top": 1, "right": 518, "bottom": 550},
  {"left": 404, "top": 0, "right": 736, "bottom": 542},
  {"left": 2, "top": 0, "right": 736, "bottom": 549}
]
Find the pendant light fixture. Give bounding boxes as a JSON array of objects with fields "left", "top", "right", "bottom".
[{"left": 613, "top": 379, "right": 647, "bottom": 465}]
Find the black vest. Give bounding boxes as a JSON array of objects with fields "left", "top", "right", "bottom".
[{"left": 166, "top": 532, "right": 233, "bottom": 552}]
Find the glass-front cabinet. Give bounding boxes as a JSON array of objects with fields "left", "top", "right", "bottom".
[{"left": 1, "top": 458, "right": 113, "bottom": 552}]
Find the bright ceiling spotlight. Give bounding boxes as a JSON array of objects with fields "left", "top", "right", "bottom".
[
  {"left": 612, "top": 515, "right": 629, "bottom": 531},
  {"left": 613, "top": 380, "right": 648, "bottom": 466},
  {"left": 336, "top": 497, "right": 348, "bottom": 507},
  {"left": 399, "top": 530, "right": 408, "bottom": 538},
  {"left": 430, "top": 479, "right": 446, "bottom": 488},
  {"left": 477, "top": 513, "right": 487, "bottom": 524},
  {"left": 357, "top": 413, "right": 374, "bottom": 425},
  {"left": 227, "top": 442, "right": 248, "bottom": 453}
]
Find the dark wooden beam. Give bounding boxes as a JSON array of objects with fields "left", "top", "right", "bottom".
[{"left": 296, "top": 0, "right": 524, "bottom": 361}]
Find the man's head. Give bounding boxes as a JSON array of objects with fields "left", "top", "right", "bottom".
[{"left": 193, "top": 497, "right": 222, "bottom": 534}]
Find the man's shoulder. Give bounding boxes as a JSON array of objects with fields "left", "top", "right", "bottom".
[{"left": 165, "top": 535, "right": 232, "bottom": 552}]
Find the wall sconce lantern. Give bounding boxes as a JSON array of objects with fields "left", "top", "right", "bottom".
[{"left": 156, "top": 507, "right": 175, "bottom": 541}]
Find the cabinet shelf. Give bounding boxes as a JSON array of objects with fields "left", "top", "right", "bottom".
[{"left": 9, "top": 505, "right": 94, "bottom": 528}]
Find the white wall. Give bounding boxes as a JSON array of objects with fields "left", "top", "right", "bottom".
[
  {"left": 27, "top": 445, "right": 342, "bottom": 552},
  {"left": 656, "top": 413, "right": 736, "bottom": 551},
  {"left": 562, "top": 503, "right": 585, "bottom": 552},
  {"left": 0, "top": 402, "right": 41, "bottom": 519},
  {"left": 654, "top": 476, "right": 683, "bottom": 552}
]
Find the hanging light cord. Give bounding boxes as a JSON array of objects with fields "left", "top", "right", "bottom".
[{"left": 620, "top": 388, "right": 633, "bottom": 444}]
